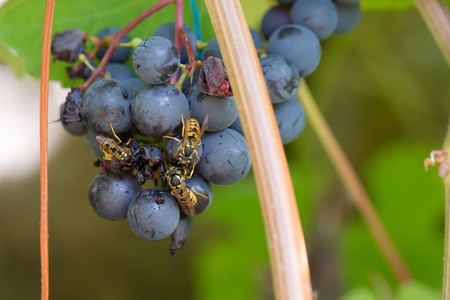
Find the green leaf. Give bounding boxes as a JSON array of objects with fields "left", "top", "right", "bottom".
[
  {"left": 362, "top": 0, "right": 450, "bottom": 11},
  {"left": 0, "top": 0, "right": 213, "bottom": 84},
  {"left": 340, "top": 287, "right": 380, "bottom": 300},
  {"left": 343, "top": 141, "right": 445, "bottom": 288},
  {"left": 396, "top": 282, "right": 440, "bottom": 300}
]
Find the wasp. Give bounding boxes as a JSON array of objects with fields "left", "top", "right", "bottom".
[
  {"left": 95, "top": 121, "right": 133, "bottom": 165},
  {"left": 165, "top": 164, "right": 206, "bottom": 216},
  {"left": 164, "top": 111, "right": 209, "bottom": 178}
]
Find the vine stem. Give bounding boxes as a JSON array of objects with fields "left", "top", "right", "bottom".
[
  {"left": 413, "top": 0, "right": 450, "bottom": 68},
  {"left": 205, "top": 1, "right": 313, "bottom": 299},
  {"left": 412, "top": 1, "right": 450, "bottom": 298},
  {"left": 298, "top": 80, "right": 413, "bottom": 282},
  {"left": 40, "top": 0, "right": 55, "bottom": 299}
]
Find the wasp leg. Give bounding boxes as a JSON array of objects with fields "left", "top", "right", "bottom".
[
  {"left": 189, "top": 186, "right": 206, "bottom": 199},
  {"left": 163, "top": 136, "right": 183, "bottom": 143},
  {"left": 108, "top": 120, "right": 122, "bottom": 144}
]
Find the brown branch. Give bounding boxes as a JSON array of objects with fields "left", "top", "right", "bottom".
[
  {"left": 298, "top": 80, "right": 413, "bottom": 283},
  {"left": 40, "top": 0, "right": 55, "bottom": 299},
  {"left": 80, "top": 0, "right": 176, "bottom": 92},
  {"left": 413, "top": 0, "right": 450, "bottom": 68},
  {"left": 205, "top": 1, "right": 313, "bottom": 299}
]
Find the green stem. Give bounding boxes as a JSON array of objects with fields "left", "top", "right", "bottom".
[{"left": 298, "top": 79, "right": 413, "bottom": 283}]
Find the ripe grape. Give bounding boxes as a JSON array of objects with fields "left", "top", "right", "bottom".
[
  {"left": 273, "top": 97, "right": 306, "bottom": 144},
  {"left": 105, "top": 63, "right": 137, "bottom": 81},
  {"left": 228, "top": 116, "right": 244, "bottom": 136},
  {"left": 290, "top": 0, "right": 339, "bottom": 40},
  {"left": 60, "top": 103, "right": 87, "bottom": 136},
  {"left": 188, "top": 86, "right": 238, "bottom": 132},
  {"left": 267, "top": 24, "right": 322, "bottom": 77},
  {"left": 170, "top": 214, "right": 193, "bottom": 255},
  {"left": 89, "top": 172, "right": 142, "bottom": 221},
  {"left": 86, "top": 129, "right": 105, "bottom": 158},
  {"left": 333, "top": 2, "right": 362, "bottom": 34},
  {"left": 123, "top": 78, "right": 147, "bottom": 97},
  {"left": 261, "top": 5, "right": 291, "bottom": 40},
  {"left": 260, "top": 54, "right": 299, "bottom": 103},
  {"left": 81, "top": 79, "right": 133, "bottom": 135},
  {"left": 196, "top": 129, "right": 251, "bottom": 185},
  {"left": 133, "top": 36, "right": 180, "bottom": 84},
  {"left": 186, "top": 174, "right": 213, "bottom": 215},
  {"left": 203, "top": 28, "right": 263, "bottom": 60},
  {"left": 127, "top": 188, "right": 180, "bottom": 241},
  {"left": 96, "top": 26, "right": 132, "bottom": 63},
  {"left": 153, "top": 22, "right": 197, "bottom": 63},
  {"left": 131, "top": 84, "right": 189, "bottom": 139}
]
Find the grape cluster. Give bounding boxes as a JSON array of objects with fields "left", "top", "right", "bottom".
[{"left": 54, "top": 0, "right": 362, "bottom": 254}]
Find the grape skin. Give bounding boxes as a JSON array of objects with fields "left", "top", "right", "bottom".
[
  {"left": 96, "top": 26, "right": 132, "bottom": 63},
  {"left": 153, "top": 22, "right": 198, "bottom": 64},
  {"left": 105, "top": 63, "right": 137, "bottom": 82},
  {"left": 273, "top": 97, "right": 306, "bottom": 144},
  {"left": 127, "top": 189, "right": 180, "bottom": 241},
  {"left": 81, "top": 79, "right": 133, "bottom": 135},
  {"left": 333, "top": 2, "right": 362, "bottom": 35},
  {"left": 131, "top": 84, "right": 189, "bottom": 139},
  {"left": 196, "top": 129, "right": 251, "bottom": 185},
  {"left": 185, "top": 174, "right": 213, "bottom": 215},
  {"left": 89, "top": 173, "right": 142, "bottom": 221},
  {"left": 290, "top": 0, "right": 339, "bottom": 40},
  {"left": 261, "top": 5, "right": 292, "bottom": 40},
  {"left": 267, "top": 24, "right": 322, "bottom": 77},
  {"left": 260, "top": 55, "right": 299, "bottom": 104},
  {"left": 188, "top": 86, "right": 238, "bottom": 132},
  {"left": 133, "top": 36, "right": 180, "bottom": 84}
]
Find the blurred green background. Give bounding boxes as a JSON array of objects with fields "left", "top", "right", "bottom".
[{"left": 0, "top": 0, "right": 449, "bottom": 299}]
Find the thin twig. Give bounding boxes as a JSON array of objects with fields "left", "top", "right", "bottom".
[
  {"left": 412, "top": 2, "right": 450, "bottom": 298},
  {"left": 81, "top": 0, "right": 176, "bottom": 92},
  {"left": 298, "top": 79, "right": 413, "bottom": 283},
  {"left": 205, "top": 1, "right": 313, "bottom": 299},
  {"left": 40, "top": 0, "right": 55, "bottom": 299},
  {"left": 413, "top": 0, "right": 450, "bottom": 68}
]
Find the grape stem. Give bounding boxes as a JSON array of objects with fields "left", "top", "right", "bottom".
[
  {"left": 80, "top": 0, "right": 196, "bottom": 92},
  {"left": 40, "top": 0, "right": 55, "bottom": 299},
  {"left": 298, "top": 79, "right": 413, "bottom": 283},
  {"left": 205, "top": 1, "right": 313, "bottom": 299},
  {"left": 412, "top": 0, "right": 450, "bottom": 297}
]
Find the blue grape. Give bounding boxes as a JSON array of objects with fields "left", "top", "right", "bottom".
[
  {"left": 188, "top": 86, "right": 238, "bottom": 132},
  {"left": 185, "top": 174, "right": 213, "bottom": 215},
  {"left": 127, "top": 188, "right": 180, "bottom": 241},
  {"left": 228, "top": 116, "right": 244, "bottom": 136},
  {"left": 105, "top": 63, "right": 136, "bottom": 81},
  {"left": 131, "top": 84, "right": 189, "bottom": 139},
  {"left": 261, "top": 5, "right": 291, "bottom": 40},
  {"left": 276, "top": 0, "right": 294, "bottom": 4},
  {"left": 267, "top": 24, "right": 322, "bottom": 77},
  {"left": 89, "top": 173, "right": 142, "bottom": 221},
  {"left": 333, "top": 2, "right": 362, "bottom": 34},
  {"left": 170, "top": 214, "right": 193, "bottom": 255},
  {"left": 273, "top": 97, "right": 306, "bottom": 144},
  {"left": 86, "top": 129, "right": 104, "bottom": 158},
  {"left": 123, "top": 78, "right": 147, "bottom": 97},
  {"left": 153, "top": 22, "right": 197, "bottom": 63},
  {"left": 133, "top": 36, "right": 180, "bottom": 84},
  {"left": 290, "top": 0, "right": 339, "bottom": 40},
  {"left": 81, "top": 79, "right": 133, "bottom": 135},
  {"left": 181, "top": 68, "right": 200, "bottom": 98},
  {"left": 196, "top": 129, "right": 251, "bottom": 185},
  {"left": 96, "top": 26, "right": 132, "bottom": 63},
  {"left": 260, "top": 55, "right": 299, "bottom": 103},
  {"left": 334, "top": 0, "right": 360, "bottom": 4},
  {"left": 60, "top": 103, "right": 87, "bottom": 136},
  {"left": 203, "top": 28, "right": 264, "bottom": 60}
]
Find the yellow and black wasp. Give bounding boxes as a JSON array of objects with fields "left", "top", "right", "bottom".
[
  {"left": 95, "top": 121, "right": 133, "bottom": 165},
  {"left": 165, "top": 163, "right": 207, "bottom": 216},
  {"left": 164, "top": 111, "right": 209, "bottom": 178}
]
